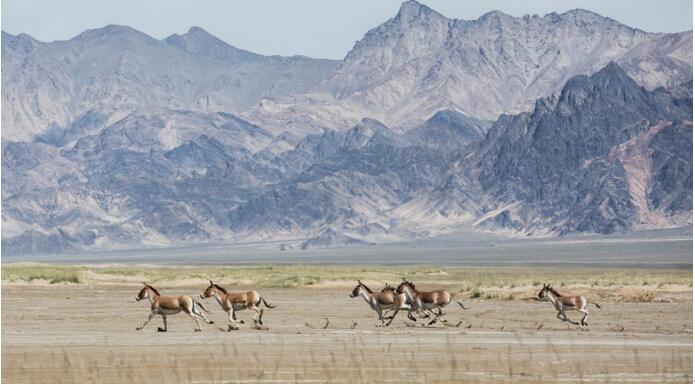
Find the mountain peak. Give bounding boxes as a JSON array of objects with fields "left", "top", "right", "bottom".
[
  {"left": 166, "top": 25, "right": 221, "bottom": 45},
  {"left": 396, "top": 0, "right": 445, "bottom": 22},
  {"left": 72, "top": 24, "right": 154, "bottom": 43},
  {"left": 561, "top": 8, "right": 605, "bottom": 20},
  {"left": 560, "top": 9, "right": 637, "bottom": 31},
  {"left": 589, "top": 61, "right": 637, "bottom": 88},
  {"left": 596, "top": 61, "right": 627, "bottom": 76},
  {"left": 556, "top": 62, "right": 645, "bottom": 114},
  {"left": 164, "top": 26, "right": 260, "bottom": 63},
  {"left": 186, "top": 26, "right": 211, "bottom": 36},
  {"left": 478, "top": 10, "right": 514, "bottom": 22}
]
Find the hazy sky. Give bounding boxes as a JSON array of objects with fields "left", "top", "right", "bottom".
[{"left": 2, "top": 0, "right": 692, "bottom": 59}]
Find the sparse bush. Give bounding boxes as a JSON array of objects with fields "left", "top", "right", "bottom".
[{"left": 469, "top": 288, "right": 482, "bottom": 299}]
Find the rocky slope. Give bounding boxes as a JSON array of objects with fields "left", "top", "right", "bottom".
[
  {"left": 247, "top": 1, "right": 692, "bottom": 134},
  {"left": 2, "top": 26, "right": 338, "bottom": 141}
]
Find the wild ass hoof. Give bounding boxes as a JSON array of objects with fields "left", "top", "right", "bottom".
[
  {"left": 157, "top": 327, "right": 167, "bottom": 332},
  {"left": 207, "top": 321, "right": 215, "bottom": 325},
  {"left": 136, "top": 327, "right": 142, "bottom": 331},
  {"left": 228, "top": 325, "right": 240, "bottom": 331}
]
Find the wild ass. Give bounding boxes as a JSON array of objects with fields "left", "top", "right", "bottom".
[
  {"left": 537, "top": 284, "right": 601, "bottom": 326},
  {"left": 135, "top": 283, "right": 213, "bottom": 332},
  {"left": 396, "top": 279, "right": 467, "bottom": 325},
  {"left": 349, "top": 280, "right": 411, "bottom": 327},
  {"left": 381, "top": 283, "right": 432, "bottom": 320},
  {"left": 200, "top": 281, "right": 276, "bottom": 331}
]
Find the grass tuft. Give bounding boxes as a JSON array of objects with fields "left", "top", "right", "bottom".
[{"left": 3, "top": 264, "right": 81, "bottom": 284}]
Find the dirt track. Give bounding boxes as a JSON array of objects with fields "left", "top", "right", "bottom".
[{"left": 2, "top": 284, "right": 692, "bottom": 383}]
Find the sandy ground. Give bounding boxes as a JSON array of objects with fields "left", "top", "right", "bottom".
[{"left": 2, "top": 284, "right": 692, "bottom": 383}]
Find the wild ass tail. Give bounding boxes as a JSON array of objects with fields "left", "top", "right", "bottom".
[
  {"left": 194, "top": 300, "right": 210, "bottom": 313},
  {"left": 590, "top": 301, "right": 601, "bottom": 309},
  {"left": 261, "top": 297, "right": 277, "bottom": 309},
  {"left": 453, "top": 299, "right": 469, "bottom": 310}
]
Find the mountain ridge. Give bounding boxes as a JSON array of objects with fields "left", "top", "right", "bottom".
[{"left": 1, "top": 2, "right": 692, "bottom": 255}]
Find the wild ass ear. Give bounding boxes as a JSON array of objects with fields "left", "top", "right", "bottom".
[
  {"left": 143, "top": 282, "right": 148, "bottom": 286},
  {"left": 209, "top": 280, "right": 214, "bottom": 286}
]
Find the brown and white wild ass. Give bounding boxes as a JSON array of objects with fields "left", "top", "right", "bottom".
[
  {"left": 349, "top": 280, "right": 411, "bottom": 327},
  {"left": 381, "top": 283, "right": 432, "bottom": 320},
  {"left": 537, "top": 284, "right": 601, "bottom": 326},
  {"left": 396, "top": 279, "right": 467, "bottom": 325},
  {"left": 200, "top": 281, "right": 276, "bottom": 331},
  {"left": 135, "top": 283, "right": 213, "bottom": 332}
]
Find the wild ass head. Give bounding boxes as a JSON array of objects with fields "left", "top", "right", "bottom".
[
  {"left": 396, "top": 279, "right": 417, "bottom": 295},
  {"left": 349, "top": 280, "right": 371, "bottom": 298},
  {"left": 201, "top": 280, "right": 227, "bottom": 299},
  {"left": 136, "top": 283, "right": 159, "bottom": 301},
  {"left": 537, "top": 284, "right": 552, "bottom": 300}
]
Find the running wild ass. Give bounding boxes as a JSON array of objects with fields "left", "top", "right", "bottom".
[
  {"left": 200, "top": 281, "right": 276, "bottom": 331},
  {"left": 135, "top": 283, "right": 213, "bottom": 332},
  {"left": 396, "top": 279, "right": 467, "bottom": 325},
  {"left": 537, "top": 284, "right": 601, "bottom": 326},
  {"left": 349, "top": 280, "right": 411, "bottom": 327}
]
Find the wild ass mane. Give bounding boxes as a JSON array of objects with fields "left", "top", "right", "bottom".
[
  {"left": 547, "top": 287, "right": 563, "bottom": 297},
  {"left": 403, "top": 280, "right": 417, "bottom": 291},
  {"left": 144, "top": 283, "right": 160, "bottom": 296},
  {"left": 212, "top": 283, "right": 228, "bottom": 294}
]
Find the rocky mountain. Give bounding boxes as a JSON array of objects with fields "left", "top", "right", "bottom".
[
  {"left": 459, "top": 63, "right": 692, "bottom": 234},
  {"left": 1, "top": 26, "right": 338, "bottom": 141},
  {"left": 247, "top": 1, "right": 692, "bottom": 134},
  {"left": 2, "top": 2, "right": 692, "bottom": 255}
]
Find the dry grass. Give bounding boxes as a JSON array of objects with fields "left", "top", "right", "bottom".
[
  {"left": 5, "top": 341, "right": 691, "bottom": 384},
  {"left": 2, "top": 263, "right": 690, "bottom": 302},
  {"left": 2, "top": 264, "right": 81, "bottom": 284}
]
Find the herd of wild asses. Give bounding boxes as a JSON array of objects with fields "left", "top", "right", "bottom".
[{"left": 135, "top": 279, "right": 601, "bottom": 332}]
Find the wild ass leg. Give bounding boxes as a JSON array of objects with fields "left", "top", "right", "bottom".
[
  {"left": 232, "top": 310, "right": 244, "bottom": 324},
  {"left": 375, "top": 307, "right": 386, "bottom": 327},
  {"left": 556, "top": 311, "right": 571, "bottom": 323},
  {"left": 227, "top": 311, "right": 240, "bottom": 331},
  {"left": 249, "top": 305, "right": 264, "bottom": 325},
  {"left": 195, "top": 309, "right": 214, "bottom": 325},
  {"left": 136, "top": 312, "right": 155, "bottom": 331},
  {"left": 560, "top": 310, "right": 579, "bottom": 325},
  {"left": 385, "top": 307, "right": 399, "bottom": 326},
  {"left": 579, "top": 309, "right": 589, "bottom": 326},
  {"left": 435, "top": 307, "right": 448, "bottom": 323},
  {"left": 158, "top": 315, "right": 168, "bottom": 332},
  {"left": 427, "top": 311, "right": 442, "bottom": 326},
  {"left": 185, "top": 310, "right": 202, "bottom": 331}
]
